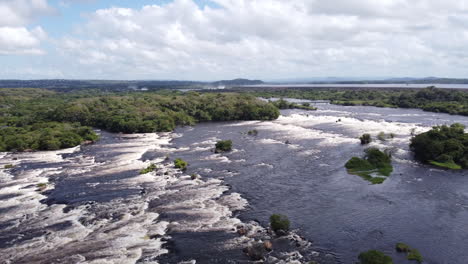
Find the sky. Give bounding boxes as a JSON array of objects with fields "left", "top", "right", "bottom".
[{"left": 1, "top": 0, "right": 468, "bottom": 80}]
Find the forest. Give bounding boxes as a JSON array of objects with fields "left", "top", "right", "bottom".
[
  {"left": 0, "top": 89, "right": 279, "bottom": 151},
  {"left": 241, "top": 86, "right": 468, "bottom": 116}
]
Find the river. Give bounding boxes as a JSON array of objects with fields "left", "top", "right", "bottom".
[{"left": 1, "top": 104, "right": 468, "bottom": 264}]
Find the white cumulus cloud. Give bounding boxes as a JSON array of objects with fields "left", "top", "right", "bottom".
[
  {"left": 17, "top": 0, "right": 468, "bottom": 79},
  {"left": 0, "top": 0, "right": 52, "bottom": 55}
]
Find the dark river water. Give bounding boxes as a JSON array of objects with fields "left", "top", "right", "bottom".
[{"left": 1, "top": 104, "right": 468, "bottom": 264}]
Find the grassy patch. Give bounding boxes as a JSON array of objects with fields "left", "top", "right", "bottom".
[
  {"left": 139, "top": 163, "right": 158, "bottom": 174},
  {"left": 429, "top": 160, "right": 462, "bottom": 170}
]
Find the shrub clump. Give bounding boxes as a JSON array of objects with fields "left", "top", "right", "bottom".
[
  {"left": 410, "top": 123, "right": 468, "bottom": 169},
  {"left": 358, "top": 250, "right": 393, "bottom": 264},
  {"left": 345, "top": 148, "right": 393, "bottom": 184},
  {"left": 174, "top": 158, "right": 188, "bottom": 171},
  {"left": 377, "top": 132, "right": 396, "bottom": 141},
  {"left": 247, "top": 129, "right": 258, "bottom": 136},
  {"left": 360, "top": 134, "right": 372, "bottom": 145},
  {"left": 395, "top": 243, "right": 423, "bottom": 263},
  {"left": 139, "top": 163, "right": 158, "bottom": 174},
  {"left": 215, "top": 140, "right": 233, "bottom": 153},
  {"left": 395, "top": 243, "right": 411, "bottom": 253},
  {"left": 407, "top": 249, "right": 423, "bottom": 263},
  {"left": 269, "top": 214, "right": 290, "bottom": 234}
]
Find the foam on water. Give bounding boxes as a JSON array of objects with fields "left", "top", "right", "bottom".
[{"left": 0, "top": 132, "right": 256, "bottom": 264}]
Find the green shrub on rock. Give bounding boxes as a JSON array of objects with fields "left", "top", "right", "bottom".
[
  {"left": 395, "top": 243, "right": 411, "bottom": 253},
  {"left": 395, "top": 243, "right": 423, "bottom": 263},
  {"left": 174, "top": 158, "right": 188, "bottom": 171},
  {"left": 215, "top": 140, "right": 233, "bottom": 153},
  {"left": 270, "top": 214, "right": 290, "bottom": 234},
  {"left": 407, "top": 249, "right": 423, "bottom": 263},
  {"left": 139, "top": 163, "right": 158, "bottom": 174},
  {"left": 360, "top": 134, "right": 372, "bottom": 145}
]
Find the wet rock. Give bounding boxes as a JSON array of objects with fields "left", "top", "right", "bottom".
[
  {"left": 280, "top": 251, "right": 303, "bottom": 262},
  {"left": 237, "top": 226, "right": 247, "bottom": 236},
  {"left": 324, "top": 253, "right": 335, "bottom": 262},
  {"left": 264, "top": 240, "right": 273, "bottom": 251},
  {"left": 245, "top": 242, "right": 267, "bottom": 261},
  {"left": 266, "top": 256, "right": 279, "bottom": 263},
  {"left": 275, "top": 229, "right": 288, "bottom": 236}
]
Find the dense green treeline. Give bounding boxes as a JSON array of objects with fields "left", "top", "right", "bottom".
[
  {"left": 245, "top": 87, "right": 468, "bottom": 116},
  {"left": 0, "top": 89, "right": 279, "bottom": 151}
]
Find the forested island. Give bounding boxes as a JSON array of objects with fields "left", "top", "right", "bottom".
[
  {"left": 410, "top": 124, "right": 468, "bottom": 169},
  {"left": 0, "top": 89, "right": 279, "bottom": 152}
]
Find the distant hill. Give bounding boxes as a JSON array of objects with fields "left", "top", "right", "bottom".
[
  {"left": 211, "top": 78, "right": 264, "bottom": 86},
  {"left": 270, "top": 77, "right": 468, "bottom": 85}
]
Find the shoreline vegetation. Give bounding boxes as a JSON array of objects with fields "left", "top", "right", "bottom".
[
  {"left": 0, "top": 89, "right": 279, "bottom": 152},
  {"left": 271, "top": 98, "right": 318, "bottom": 110}
]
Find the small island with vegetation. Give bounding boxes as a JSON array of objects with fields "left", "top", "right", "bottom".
[
  {"left": 410, "top": 123, "right": 468, "bottom": 170},
  {"left": 345, "top": 148, "right": 393, "bottom": 184},
  {"left": 215, "top": 140, "right": 233, "bottom": 153}
]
